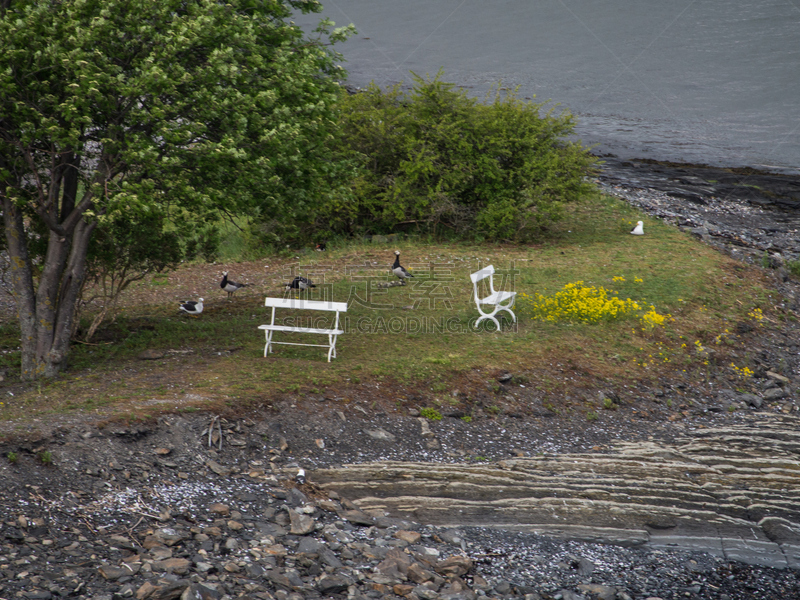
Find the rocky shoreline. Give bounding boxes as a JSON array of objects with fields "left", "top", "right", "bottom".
[
  {"left": 595, "top": 157, "right": 800, "bottom": 262},
  {"left": 2, "top": 410, "right": 799, "bottom": 600}
]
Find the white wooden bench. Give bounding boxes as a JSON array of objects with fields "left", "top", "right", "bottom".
[
  {"left": 470, "top": 265, "right": 516, "bottom": 330},
  {"left": 258, "top": 297, "right": 347, "bottom": 362}
]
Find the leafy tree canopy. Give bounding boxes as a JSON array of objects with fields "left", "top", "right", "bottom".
[
  {"left": 0, "top": 0, "right": 354, "bottom": 378},
  {"left": 316, "top": 72, "right": 597, "bottom": 242}
]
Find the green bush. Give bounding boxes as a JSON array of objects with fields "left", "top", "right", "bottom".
[
  {"left": 420, "top": 407, "right": 443, "bottom": 421},
  {"left": 321, "top": 71, "right": 597, "bottom": 242}
]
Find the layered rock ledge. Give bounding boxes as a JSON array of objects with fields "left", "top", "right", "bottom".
[{"left": 310, "top": 413, "right": 800, "bottom": 570}]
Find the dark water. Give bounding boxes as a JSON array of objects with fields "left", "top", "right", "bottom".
[{"left": 296, "top": 0, "right": 800, "bottom": 174}]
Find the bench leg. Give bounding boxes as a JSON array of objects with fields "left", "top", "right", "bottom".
[
  {"left": 264, "top": 329, "right": 275, "bottom": 357},
  {"left": 327, "top": 333, "right": 338, "bottom": 362}
]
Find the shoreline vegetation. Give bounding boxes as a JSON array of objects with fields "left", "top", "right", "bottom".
[{"left": 1, "top": 175, "right": 796, "bottom": 427}]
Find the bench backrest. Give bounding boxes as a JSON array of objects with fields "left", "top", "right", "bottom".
[
  {"left": 470, "top": 265, "right": 495, "bottom": 284},
  {"left": 264, "top": 297, "right": 348, "bottom": 313}
]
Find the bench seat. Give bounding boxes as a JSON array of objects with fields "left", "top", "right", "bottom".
[{"left": 258, "top": 324, "right": 344, "bottom": 336}]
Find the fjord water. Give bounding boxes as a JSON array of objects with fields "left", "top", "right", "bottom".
[{"left": 298, "top": 0, "right": 800, "bottom": 174}]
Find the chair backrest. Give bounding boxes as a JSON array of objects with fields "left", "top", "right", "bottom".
[
  {"left": 264, "top": 297, "right": 348, "bottom": 313},
  {"left": 470, "top": 265, "right": 495, "bottom": 284}
]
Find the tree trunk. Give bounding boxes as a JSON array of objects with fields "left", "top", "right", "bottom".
[
  {"left": 3, "top": 194, "right": 96, "bottom": 379},
  {"left": 43, "top": 218, "right": 95, "bottom": 376},
  {"left": 2, "top": 198, "right": 39, "bottom": 377}
]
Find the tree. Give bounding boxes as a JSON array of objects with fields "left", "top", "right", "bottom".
[
  {"left": 78, "top": 212, "right": 185, "bottom": 343},
  {"left": 321, "top": 72, "right": 596, "bottom": 241},
  {"left": 0, "top": 0, "right": 353, "bottom": 379}
]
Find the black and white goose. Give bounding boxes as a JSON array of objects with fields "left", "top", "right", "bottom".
[
  {"left": 285, "top": 276, "right": 316, "bottom": 292},
  {"left": 392, "top": 250, "right": 414, "bottom": 285},
  {"left": 220, "top": 271, "right": 248, "bottom": 298},
  {"left": 179, "top": 298, "right": 204, "bottom": 316}
]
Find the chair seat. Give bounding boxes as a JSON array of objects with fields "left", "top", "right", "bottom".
[{"left": 479, "top": 291, "right": 516, "bottom": 305}]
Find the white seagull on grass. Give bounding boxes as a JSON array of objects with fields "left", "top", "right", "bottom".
[
  {"left": 630, "top": 221, "right": 644, "bottom": 235},
  {"left": 179, "top": 298, "right": 204, "bottom": 317}
]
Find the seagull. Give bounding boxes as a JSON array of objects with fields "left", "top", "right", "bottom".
[
  {"left": 179, "top": 298, "right": 204, "bottom": 317},
  {"left": 295, "top": 468, "right": 306, "bottom": 485},
  {"left": 392, "top": 250, "right": 414, "bottom": 285},
  {"left": 631, "top": 221, "right": 644, "bottom": 235},
  {"left": 285, "top": 276, "right": 316, "bottom": 292},
  {"left": 220, "top": 271, "right": 248, "bottom": 298}
]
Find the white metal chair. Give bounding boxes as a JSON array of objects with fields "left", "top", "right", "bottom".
[{"left": 470, "top": 265, "right": 516, "bottom": 330}]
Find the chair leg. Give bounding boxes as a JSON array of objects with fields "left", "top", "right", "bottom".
[
  {"left": 498, "top": 306, "right": 516, "bottom": 323},
  {"left": 475, "top": 313, "right": 501, "bottom": 330}
]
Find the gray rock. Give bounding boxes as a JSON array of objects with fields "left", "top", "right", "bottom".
[
  {"left": 577, "top": 584, "right": 617, "bottom": 600},
  {"left": 411, "top": 588, "right": 437, "bottom": 600},
  {"left": 493, "top": 580, "right": 512, "bottom": 594},
  {"left": 558, "top": 590, "right": 588, "bottom": 600},
  {"left": 319, "top": 546, "right": 345, "bottom": 568},
  {"left": 150, "top": 581, "right": 190, "bottom": 600},
  {"left": 287, "top": 487, "right": 308, "bottom": 506},
  {"left": 317, "top": 574, "right": 352, "bottom": 594},
  {"left": 376, "top": 548, "right": 414, "bottom": 578},
  {"left": 438, "top": 529, "right": 464, "bottom": 546},
  {"left": 98, "top": 565, "right": 138, "bottom": 580},
  {"left": 435, "top": 555, "right": 473, "bottom": 577},
  {"left": 739, "top": 393, "right": 763, "bottom": 408},
  {"left": 288, "top": 510, "right": 315, "bottom": 535},
  {"left": 340, "top": 509, "right": 374, "bottom": 526},
  {"left": 763, "top": 387, "right": 787, "bottom": 401},
  {"left": 297, "top": 537, "right": 323, "bottom": 553},
  {"left": 181, "top": 583, "right": 223, "bottom": 600},
  {"left": 22, "top": 592, "right": 52, "bottom": 600},
  {"left": 766, "top": 370, "right": 791, "bottom": 384},
  {"left": 577, "top": 557, "right": 595, "bottom": 576},
  {"left": 365, "top": 428, "right": 397, "bottom": 442},
  {"left": 759, "top": 517, "right": 800, "bottom": 545},
  {"left": 267, "top": 570, "right": 295, "bottom": 590}
]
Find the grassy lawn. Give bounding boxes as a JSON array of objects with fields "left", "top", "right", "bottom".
[{"left": 0, "top": 192, "right": 779, "bottom": 424}]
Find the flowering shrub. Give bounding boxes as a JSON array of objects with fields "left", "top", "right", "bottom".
[
  {"left": 640, "top": 305, "right": 671, "bottom": 330},
  {"left": 693, "top": 340, "right": 710, "bottom": 366},
  {"left": 517, "top": 282, "right": 641, "bottom": 324},
  {"left": 730, "top": 363, "right": 754, "bottom": 379}
]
